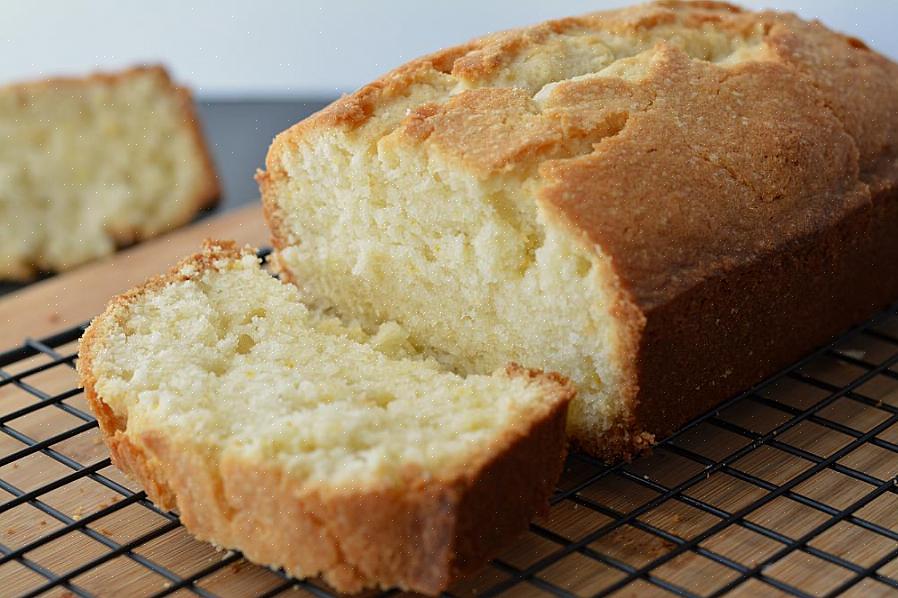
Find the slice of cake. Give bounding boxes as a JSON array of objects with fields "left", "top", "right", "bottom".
[
  {"left": 77, "top": 241, "right": 573, "bottom": 594},
  {"left": 1, "top": 65, "right": 219, "bottom": 279}
]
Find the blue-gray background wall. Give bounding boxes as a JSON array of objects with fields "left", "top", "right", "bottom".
[
  {"left": 2, "top": 1, "right": 895, "bottom": 98},
  {"left": 3, "top": 1, "right": 894, "bottom": 209}
]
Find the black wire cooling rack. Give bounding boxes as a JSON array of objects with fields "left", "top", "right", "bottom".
[{"left": 1, "top": 302, "right": 897, "bottom": 597}]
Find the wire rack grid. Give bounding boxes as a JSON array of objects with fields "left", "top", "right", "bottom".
[{"left": 1, "top": 301, "right": 897, "bottom": 597}]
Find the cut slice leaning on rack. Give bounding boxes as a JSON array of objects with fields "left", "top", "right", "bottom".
[{"left": 77, "top": 241, "right": 572, "bottom": 594}]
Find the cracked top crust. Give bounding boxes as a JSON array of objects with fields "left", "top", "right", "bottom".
[{"left": 266, "top": 0, "right": 898, "bottom": 310}]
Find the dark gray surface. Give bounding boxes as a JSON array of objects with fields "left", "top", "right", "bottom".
[
  {"left": 197, "top": 99, "right": 331, "bottom": 210},
  {"left": 1, "top": 99, "right": 332, "bottom": 297}
]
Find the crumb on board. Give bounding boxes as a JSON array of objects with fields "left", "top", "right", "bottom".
[{"left": 96, "top": 497, "right": 120, "bottom": 510}]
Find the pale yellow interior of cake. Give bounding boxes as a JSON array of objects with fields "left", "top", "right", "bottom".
[
  {"left": 270, "top": 23, "right": 768, "bottom": 443},
  {"left": 277, "top": 141, "right": 623, "bottom": 442},
  {"left": 89, "top": 251, "right": 556, "bottom": 487},
  {"left": 0, "top": 69, "right": 208, "bottom": 278}
]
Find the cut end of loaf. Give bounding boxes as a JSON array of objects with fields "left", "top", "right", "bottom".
[
  {"left": 266, "top": 169, "right": 641, "bottom": 454},
  {"left": 78, "top": 240, "right": 573, "bottom": 594},
  {"left": 1, "top": 65, "right": 219, "bottom": 280}
]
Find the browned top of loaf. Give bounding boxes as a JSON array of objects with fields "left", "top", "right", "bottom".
[{"left": 268, "top": 1, "right": 898, "bottom": 310}]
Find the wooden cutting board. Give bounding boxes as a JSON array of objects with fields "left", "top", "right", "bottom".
[{"left": 0, "top": 203, "right": 269, "bottom": 348}]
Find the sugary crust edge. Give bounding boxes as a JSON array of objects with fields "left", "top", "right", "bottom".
[
  {"left": 2, "top": 65, "right": 220, "bottom": 281},
  {"left": 168, "top": 72, "right": 221, "bottom": 223},
  {"left": 77, "top": 240, "right": 574, "bottom": 594},
  {"left": 534, "top": 202, "right": 652, "bottom": 462},
  {"left": 257, "top": 1, "right": 752, "bottom": 174}
]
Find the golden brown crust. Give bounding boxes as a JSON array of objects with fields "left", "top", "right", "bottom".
[
  {"left": 258, "top": 1, "right": 898, "bottom": 460},
  {"left": 170, "top": 79, "right": 221, "bottom": 220},
  {"left": 0, "top": 64, "right": 165, "bottom": 95},
  {"left": 104, "top": 67, "right": 220, "bottom": 239},
  {"left": 628, "top": 183, "right": 898, "bottom": 452},
  {"left": 2, "top": 65, "right": 220, "bottom": 280},
  {"left": 77, "top": 241, "right": 573, "bottom": 594}
]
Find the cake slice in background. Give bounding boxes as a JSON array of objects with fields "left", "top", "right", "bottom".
[{"left": 0, "top": 65, "right": 219, "bottom": 280}]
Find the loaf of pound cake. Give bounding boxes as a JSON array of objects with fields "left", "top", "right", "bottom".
[
  {"left": 1, "top": 66, "right": 219, "bottom": 280},
  {"left": 259, "top": 1, "right": 898, "bottom": 460},
  {"left": 78, "top": 241, "right": 572, "bottom": 594}
]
